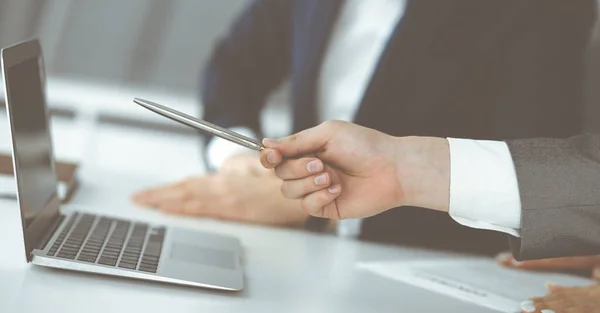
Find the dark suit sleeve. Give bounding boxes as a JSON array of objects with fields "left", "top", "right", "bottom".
[
  {"left": 507, "top": 134, "right": 600, "bottom": 260},
  {"left": 200, "top": 0, "right": 292, "bottom": 143},
  {"left": 487, "top": 0, "right": 596, "bottom": 139}
]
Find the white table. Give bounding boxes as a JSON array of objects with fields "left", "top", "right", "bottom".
[
  {"left": 0, "top": 185, "right": 498, "bottom": 313},
  {"left": 0, "top": 110, "right": 498, "bottom": 313}
]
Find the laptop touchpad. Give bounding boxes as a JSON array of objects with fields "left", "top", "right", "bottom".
[{"left": 169, "top": 242, "right": 236, "bottom": 270}]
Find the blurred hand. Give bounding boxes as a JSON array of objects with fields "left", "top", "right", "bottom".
[
  {"left": 259, "top": 120, "right": 450, "bottom": 219},
  {"left": 520, "top": 284, "right": 600, "bottom": 313},
  {"left": 131, "top": 156, "right": 308, "bottom": 227},
  {"left": 220, "top": 152, "right": 270, "bottom": 176},
  {"left": 497, "top": 252, "right": 600, "bottom": 281}
]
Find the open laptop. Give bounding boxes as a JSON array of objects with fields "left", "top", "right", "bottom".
[{"left": 1, "top": 38, "right": 244, "bottom": 291}]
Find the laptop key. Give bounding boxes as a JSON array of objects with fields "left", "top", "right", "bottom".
[
  {"left": 118, "top": 263, "right": 137, "bottom": 270},
  {"left": 98, "top": 259, "right": 117, "bottom": 266},
  {"left": 140, "top": 263, "right": 158, "bottom": 269},
  {"left": 57, "top": 253, "right": 76, "bottom": 260},
  {"left": 139, "top": 267, "right": 156, "bottom": 273},
  {"left": 122, "top": 257, "right": 140, "bottom": 262},
  {"left": 80, "top": 253, "right": 98, "bottom": 258},
  {"left": 139, "top": 266, "right": 157, "bottom": 273}
]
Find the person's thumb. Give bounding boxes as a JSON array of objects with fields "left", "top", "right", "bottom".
[{"left": 262, "top": 124, "right": 331, "bottom": 157}]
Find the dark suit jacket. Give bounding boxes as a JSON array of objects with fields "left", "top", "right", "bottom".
[
  {"left": 201, "top": 0, "right": 596, "bottom": 256},
  {"left": 507, "top": 134, "right": 600, "bottom": 260}
]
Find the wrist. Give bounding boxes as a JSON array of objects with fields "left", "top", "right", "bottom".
[{"left": 394, "top": 136, "right": 450, "bottom": 212}]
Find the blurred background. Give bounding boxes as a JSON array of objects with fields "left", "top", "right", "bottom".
[
  {"left": 0, "top": 0, "right": 599, "bottom": 177},
  {"left": 0, "top": 0, "right": 290, "bottom": 133},
  {"left": 0, "top": 0, "right": 291, "bottom": 183}
]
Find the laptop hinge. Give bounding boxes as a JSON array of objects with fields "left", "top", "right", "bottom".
[{"left": 37, "top": 213, "right": 66, "bottom": 250}]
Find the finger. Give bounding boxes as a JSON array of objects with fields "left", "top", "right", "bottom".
[
  {"left": 221, "top": 162, "right": 263, "bottom": 177},
  {"left": 546, "top": 283, "right": 566, "bottom": 293},
  {"left": 540, "top": 285, "right": 595, "bottom": 302},
  {"left": 281, "top": 172, "right": 331, "bottom": 199},
  {"left": 275, "top": 157, "right": 324, "bottom": 180},
  {"left": 593, "top": 264, "right": 600, "bottom": 281},
  {"left": 520, "top": 300, "right": 544, "bottom": 312},
  {"left": 157, "top": 200, "right": 188, "bottom": 214},
  {"left": 542, "top": 286, "right": 583, "bottom": 298},
  {"left": 541, "top": 298, "right": 579, "bottom": 311},
  {"left": 260, "top": 148, "right": 282, "bottom": 169},
  {"left": 590, "top": 285, "right": 600, "bottom": 296},
  {"left": 300, "top": 184, "right": 342, "bottom": 217},
  {"left": 522, "top": 298, "right": 571, "bottom": 313},
  {"left": 510, "top": 255, "right": 600, "bottom": 270},
  {"left": 131, "top": 182, "right": 187, "bottom": 206},
  {"left": 495, "top": 252, "right": 514, "bottom": 266},
  {"left": 159, "top": 199, "right": 214, "bottom": 217},
  {"left": 263, "top": 121, "right": 337, "bottom": 157},
  {"left": 566, "top": 305, "right": 600, "bottom": 313}
]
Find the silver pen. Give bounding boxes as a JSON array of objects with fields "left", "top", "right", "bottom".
[{"left": 133, "top": 98, "right": 265, "bottom": 151}]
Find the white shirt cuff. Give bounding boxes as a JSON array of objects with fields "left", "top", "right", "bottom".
[
  {"left": 206, "top": 126, "right": 259, "bottom": 170},
  {"left": 447, "top": 138, "right": 522, "bottom": 238}
]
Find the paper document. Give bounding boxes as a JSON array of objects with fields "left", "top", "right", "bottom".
[{"left": 358, "top": 259, "right": 595, "bottom": 313}]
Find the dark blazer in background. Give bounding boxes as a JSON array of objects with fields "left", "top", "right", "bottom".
[
  {"left": 507, "top": 134, "right": 600, "bottom": 260},
  {"left": 201, "top": 0, "right": 597, "bottom": 256}
]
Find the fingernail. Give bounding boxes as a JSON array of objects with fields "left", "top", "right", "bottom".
[
  {"left": 512, "top": 259, "right": 524, "bottom": 266},
  {"left": 314, "top": 174, "right": 327, "bottom": 185},
  {"left": 545, "top": 282, "right": 561, "bottom": 293},
  {"left": 306, "top": 160, "right": 323, "bottom": 173},
  {"left": 495, "top": 252, "right": 511, "bottom": 263},
  {"left": 263, "top": 138, "right": 279, "bottom": 146},
  {"left": 520, "top": 301, "right": 536, "bottom": 312},
  {"left": 541, "top": 310, "right": 555, "bottom": 313},
  {"left": 267, "top": 151, "right": 278, "bottom": 164},
  {"left": 328, "top": 185, "right": 341, "bottom": 194}
]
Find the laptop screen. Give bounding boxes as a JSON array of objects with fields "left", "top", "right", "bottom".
[{"left": 3, "top": 41, "right": 60, "bottom": 259}]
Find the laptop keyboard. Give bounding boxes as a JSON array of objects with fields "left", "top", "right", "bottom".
[{"left": 46, "top": 212, "right": 166, "bottom": 273}]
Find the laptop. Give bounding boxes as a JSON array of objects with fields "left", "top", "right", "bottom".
[{"left": 1, "top": 38, "right": 244, "bottom": 291}]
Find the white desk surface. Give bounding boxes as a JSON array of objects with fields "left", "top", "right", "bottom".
[{"left": 0, "top": 112, "right": 498, "bottom": 313}]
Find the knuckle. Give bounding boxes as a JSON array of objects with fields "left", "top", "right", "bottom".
[
  {"left": 320, "top": 120, "right": 334, "bottom": 129},
  {"left": 318, "top": 190, "right": 332, "bottom": 203},
  {"left": 274, "top": 166, "right": 284, "bottom": 178},
  {"left": 321, "top": 120, "right": 343, "bottom": 129},
  {"left": 300, "top": 197, "right": 317, "bottom": 214},
  {"left": 280, "top": 182, "right": 290, "bottom": 197},
  {"left": 294, "top": 161, "right": 307, "bottom": 176}
]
